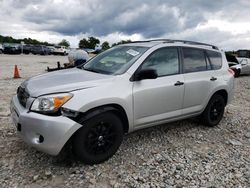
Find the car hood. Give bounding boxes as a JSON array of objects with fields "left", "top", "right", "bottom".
[
  {"left": 22, "top": 68, "right": 114, "bottom": 97},
  {"left": 230, "top": 64, "right": 242, "bottom": 69}
]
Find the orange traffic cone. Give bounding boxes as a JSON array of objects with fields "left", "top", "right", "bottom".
[{"left": 13, "top": 65, "right": 21, "bottom": 78}]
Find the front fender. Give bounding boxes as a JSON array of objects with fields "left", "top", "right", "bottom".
[{"left": 62, "top": 85, "right": 134, "bottom": 132}]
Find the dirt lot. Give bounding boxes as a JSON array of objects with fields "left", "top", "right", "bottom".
[
  {"left": 0, "top": 54, "right": 68, "bottom": 116},
  {"left": 0, "top": 54, "right": 249, "bottom": 187}
]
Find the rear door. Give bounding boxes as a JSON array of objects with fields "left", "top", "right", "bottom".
[
  {"left": 181, "top": 47, "right": 217, "bottom": 115},
  {"left": 133, "top": 47, "right": 184, "bottom": 128},
  {"left": 206, "top": 49, "right": 224, "bottom": 85}
]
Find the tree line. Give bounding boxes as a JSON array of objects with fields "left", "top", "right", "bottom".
[
  {"left": 0, "top": 35, "right": 53, "bottom": 46},
  {"left": 78, "top": 37, "right": 132, "bottom": 50},
  {"left": 0, "top": 35, "right": 132, "bottom": 50}
]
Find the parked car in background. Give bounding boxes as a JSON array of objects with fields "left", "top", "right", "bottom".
[
  {"left": 83, "top": 44, "right": 102, "bottom": 54},
  {"left": 31, "top": 45, "right": 51, "bottom": 55},
  {"left": 0, "top": 43, "right": 3, "bottom": 54},
  {"left": 22, "top": 44, "right": 33, "bottom": 54},
  {"left": 53, "top": 45, "right": 69, "bottom": 55},
  {"left": 226, "top": 53, "right": 241, "bottom": 77},
  {"left": 226, "top": 53, "right": 250, "bottom": 76},
  {"left": 11, "top": 39, "right": 234, "bottom": 164},
  {"left": 3, "top": 43, "right": 21, "bottom": 54},
  {"left": 93, "top": 44, "right": 102, "bottom": 54},
  {"left": 47, "top": 46, "right": 55, "bottom": 54},
  {"left": 236, "top": 58, "right": 250, "bottom": 75}
]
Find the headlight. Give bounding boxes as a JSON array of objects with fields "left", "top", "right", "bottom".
[{"left": 30, "top": 93, "right": 73, "bottom": 113}]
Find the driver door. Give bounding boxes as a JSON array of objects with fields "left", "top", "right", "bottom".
[{"left": 132, "top": 47, "right": 184, "bottom": 129}]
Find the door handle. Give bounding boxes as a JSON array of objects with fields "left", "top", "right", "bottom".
[
  {"left": 210, "top": 77, "right": 217, "bottom": 81},
  {"left": 174, "top": 81, "right": 184, "bottom": 86}
]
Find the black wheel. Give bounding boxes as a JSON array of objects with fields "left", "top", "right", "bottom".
[
  {"left": 72, "top": 112, "right": 123, "bottom": 164},
  {"left": 201, "top": 94, "right": 225, "bottom": 127}
]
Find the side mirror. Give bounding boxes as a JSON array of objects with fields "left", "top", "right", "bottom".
[{"left": 135, "top": 68, "right": 158, "bottom": 81}]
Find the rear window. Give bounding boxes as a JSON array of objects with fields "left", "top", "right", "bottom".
[
  {"left": 207, "top": 50, "right": 222, "bottom": 70},
  {"left": 183, "top": 48, "right": 207, "bottom": 73}
]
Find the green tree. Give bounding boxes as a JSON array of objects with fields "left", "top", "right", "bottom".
[
  {"left": 101, "top": 41, "right": 110, "bottom": 50},
  {"left": 112, "top": 39, "right": 132, "bottom": 47},
  {"left": 78, "top": 36, "right": 100, "bottom": 49},
  {"left": 58, "top": 39, "right": 70, "bottom": 47},
  {"left": 88, "top": 37, "right": 100, "bottom": 49},
  {"left": 79, "top": 38, "right": 89, "bottom": 48},
  {"left": 0, "top": 35, "right": 53, "bottom": 45}
]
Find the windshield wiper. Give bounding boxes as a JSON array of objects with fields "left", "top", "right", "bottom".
[
  {"left": 83, "top": 67, "right": 113, "bottom": 75},
  {"left": 83, "top": 67, "right": 102, "bottom": 73}
]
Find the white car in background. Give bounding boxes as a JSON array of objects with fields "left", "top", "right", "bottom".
[
  {"left": 236, "top": 58, "right": 250, "bottom": 75},
  {"left": 53, "top": 45, "right": 70, "bottom": 55}
]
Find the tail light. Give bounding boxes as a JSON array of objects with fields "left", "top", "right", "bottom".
[{"left": 228, "top": 68, "right": 235, "bottom": 77}]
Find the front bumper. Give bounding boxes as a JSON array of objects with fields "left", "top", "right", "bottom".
[{"left": 10, "top": 95, "right": 82, "bottom": 155}]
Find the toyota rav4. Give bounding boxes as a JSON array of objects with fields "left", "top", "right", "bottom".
[{"left": 10, "top": 39, "right": 234, "bottom": 164}]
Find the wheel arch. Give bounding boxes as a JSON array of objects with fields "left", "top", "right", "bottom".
[
  {"left": 71, "top": 104, "right": 130, "bottom": 134},
  {"left": 59, "top": 103, "right": 130, "bottom": 156},
  {"left": 211, "top": 89, "right": 228, "bottom": 105}
]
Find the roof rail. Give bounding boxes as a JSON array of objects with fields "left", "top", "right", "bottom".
[
  {"left": 128, "top": 39, "right": 169, "bottom": 43},
  {"left": 129, "top": 39, "right": 219, "bottom": 50},
  {"left": 166, "top": 39, "right": 219, "bottom": 50}
]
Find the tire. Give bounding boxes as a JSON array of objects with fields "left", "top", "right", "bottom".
[
  {"left": 236, "top": 69, "right": 241, "bottom": 77},
  {"left": 201, "top": 94, "right": 225, "bottom": 127},
  {"left": 72, "top": 111, "right": 124, "bottom": 164}
]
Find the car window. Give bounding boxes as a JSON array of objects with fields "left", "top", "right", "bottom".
[
  {"left": 183, "top": 48, "right": 207, "bottom": 73},
  {"left": 205, "top": 54, "right": 212, "bottom": 70},
  {"left": 240, "top": 59, "right": 250, "bottom": 65},
  {"left": 141, "top": 48, "right": 179, "bottom": 76},
  {"left": 207, "top": 50, "right": 222, "bottom": 70},
  {"left": 83, "top": 46, "right": 148, "bottom": 75}
]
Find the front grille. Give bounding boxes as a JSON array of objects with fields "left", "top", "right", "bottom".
[{"left": 17, "top": 86, "right": 29, "bottom": 107}]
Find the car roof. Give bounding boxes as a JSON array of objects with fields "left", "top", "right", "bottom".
[
  {"left": 121, "top": 39, "right": 220, "bottom": 51},
  {"left": 122, "top": 41, "right": 163, "bottom": 48}
]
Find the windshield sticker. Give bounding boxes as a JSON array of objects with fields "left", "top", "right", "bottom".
[{"left": 126, "top": 49, "right": 140, "bottom": 56}]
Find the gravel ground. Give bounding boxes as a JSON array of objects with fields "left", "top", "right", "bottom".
[{"left": 0, "top": 55, "right": 250, "bottom": 187}]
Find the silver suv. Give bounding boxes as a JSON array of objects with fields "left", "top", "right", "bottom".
[{"left": 10, "top": 39, "right": 234, "bottom": 164}]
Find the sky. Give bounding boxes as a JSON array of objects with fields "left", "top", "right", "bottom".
[{"left": 0, "top": 0, "right": 250, "bottom": 50}]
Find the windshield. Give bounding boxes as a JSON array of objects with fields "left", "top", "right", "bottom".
[{"left": 83, "top": 46, "right": 148, "bottom": 75}]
